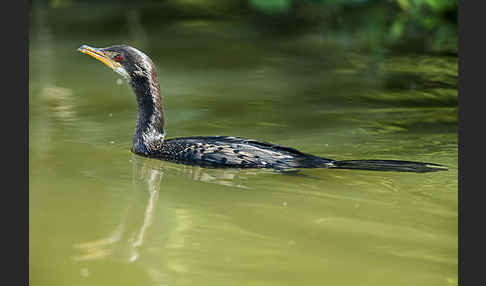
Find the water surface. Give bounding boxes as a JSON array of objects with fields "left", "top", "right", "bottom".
[{"left": 30, "top": 4, "right": 457, "bottom": 286}]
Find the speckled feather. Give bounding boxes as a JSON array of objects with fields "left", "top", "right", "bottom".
[{"left": 133, "top": 136, "right": 335, "bottom": 169}]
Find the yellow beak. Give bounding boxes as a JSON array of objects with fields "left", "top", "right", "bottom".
[{"left": 78, "top": 45, "right": 121, "bottom": 70}]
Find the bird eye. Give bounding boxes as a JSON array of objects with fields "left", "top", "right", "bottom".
[{"left": 114, "top": 55, "right": 123, "bottom": 62}]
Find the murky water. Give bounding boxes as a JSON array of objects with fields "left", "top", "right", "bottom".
[{"left": 29, "top": 4, "right": 457, "bottom": 286}]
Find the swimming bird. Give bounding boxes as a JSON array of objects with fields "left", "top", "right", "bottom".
[{"left": 78, "top": 44, "right": 447, "bottom": 173}]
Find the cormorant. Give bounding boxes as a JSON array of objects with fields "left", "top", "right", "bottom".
[{"left": 78, "top": 44, "right": 447, "bottom": 173}]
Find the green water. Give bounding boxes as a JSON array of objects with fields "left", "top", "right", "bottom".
[{"left": 29, "top": 4, "right": 457, "bottom": 286}]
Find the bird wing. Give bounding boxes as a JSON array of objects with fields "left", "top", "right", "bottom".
[{"left": 163, "top": 136, "right": 332, "bottom": 168}]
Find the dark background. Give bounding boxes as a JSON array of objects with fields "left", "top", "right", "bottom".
[{"left": 30, "top": 0, "right": 457, "bottom": 54}]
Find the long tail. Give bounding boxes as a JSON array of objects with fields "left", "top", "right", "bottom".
[{"left": 329, "top": 159, "right": 448, "bottom": 173}]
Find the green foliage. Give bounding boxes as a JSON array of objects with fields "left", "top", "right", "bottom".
[
  {"left": 389, "top": 0, "right": 457, "bottom": 51},
  {"left": 40, "top": 0, "right": 457, "bottom": 53},
  {"left": 248, "top": 0, "right": 293, "bottom": 13},
  {"left": 246, "top": 0, "right": 456, "bottom": 52}
]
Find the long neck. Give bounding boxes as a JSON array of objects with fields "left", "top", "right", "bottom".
[{"left": 130, "top": 69, "right": 165, "bottom": 153}]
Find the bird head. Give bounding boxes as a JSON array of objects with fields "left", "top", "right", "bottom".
[{"left": 78, "top": 44, "right": 156, "bottom": 82}]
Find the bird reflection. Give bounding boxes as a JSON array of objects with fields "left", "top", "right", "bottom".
[
  {"left": 72, "top": 154, "right": 264, "bottom": 264},
  {"left": 73, "top": 155, "right": 164, "bottom": 263}
]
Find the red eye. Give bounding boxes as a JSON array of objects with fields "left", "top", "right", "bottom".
[{"left": 114, "top": 55, "right": 123, "bottom": 62}]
